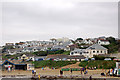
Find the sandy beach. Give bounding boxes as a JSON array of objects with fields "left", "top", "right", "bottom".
[{"left": 2, "top": 62, "right": 120, "bottom": 79}]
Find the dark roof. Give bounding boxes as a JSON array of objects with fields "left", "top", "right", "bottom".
[
  {"left": 1, "top": 60, "right": 32, "bottom": 65},
  {"left": 68, "top": 55, "right": 86, "bottom": 59},
  {"left": 2, "top": 60, "right": 15, "bottom": 65},
  {"left": 46, "top": 54, "right": 85, "bottom": 59},
  {"left": 46, "top": 54, "right": 69, "bottom": 59}
]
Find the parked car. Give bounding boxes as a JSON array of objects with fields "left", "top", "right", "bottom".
[
  {"left": 62, "top": 58, "right": 67, "bottom": 61},
  {"left": 91, "top": 58, "right": 95, "bottom": 60},
  {"left": 84, "top": 58, "right": 88, "bottom": 61},
  {"left": 46, "top": 58, "right": 54, "bottom": 61},
  {"left": 104, "top": 58, "right": 111, "bottom": 61}
]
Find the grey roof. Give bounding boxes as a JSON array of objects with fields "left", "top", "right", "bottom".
[
  {"left": 86, "top": 44, "right": 107, "bottom": 50},
  {"left": 72, "top": 49, "right": 86, "bottom": 52},
  {"left": 52, "top": 45, "right": 66, "bottom": 49},
  {"left": 23, "top": 47, "right": 34, "bottom": 50},
  {"left": 7, "top": 48, "right": 23, "bottom": 52}
]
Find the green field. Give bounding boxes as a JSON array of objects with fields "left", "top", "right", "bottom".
[
  {"left": 79, "top": 60, "right": 116, "bottom": 69},
  {"left": 33, "top": 60, "right": 77, "bottom": 69}
]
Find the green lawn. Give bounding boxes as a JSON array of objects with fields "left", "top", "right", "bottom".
[
  {"left": 62, "top": 51, "right": 70, "bottom": 55},
  {"left": 79, "top": 60, "right": 116, "bottom": 69},
  {"left": 33, "top": 60, "right": 76, "bottom": 69}
]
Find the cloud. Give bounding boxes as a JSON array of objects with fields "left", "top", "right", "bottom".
[{"left": 1, "top": 1, "right": 118, "bottom": 45}]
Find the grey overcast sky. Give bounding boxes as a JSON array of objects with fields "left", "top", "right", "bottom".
[{"left": 1, "top": 1, "right": 118, "bottom": 45}]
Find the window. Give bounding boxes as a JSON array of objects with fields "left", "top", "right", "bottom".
[
  {"left": 71, "top": 52, "right": 73, "bottom": 55},
  {"left": 93, "top": 51, "right": 95, "bottom": 53},
  {"left": 104, "top": 51, "right": 106, "bottom": 53},
  {"left": 97, "top": 51, "right": 99, "bottom": 53},
  {"left": 101, "top": 51, "right": 102, "bottom": 53}
]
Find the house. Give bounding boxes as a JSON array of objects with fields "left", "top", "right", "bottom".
[
  {"left": 52, "top": 45, "right": 70, "bottom": 51},
  {"left": 98, "top": 36, "right": 106, "bottom": 40},
  {"left": 46, "top": 54, "right": 86, "bottom": 61},
  {"left": 22, "top": 47, "right": 38, "bottom": 52},
  {"left": 70, "top": 49, "right": 89, "bottom": 58},
  {"left": 22, "top": 46, "right": 48, "bottom": 52},
  {"left": 35, "top": 56, "right": 47, "bottom": 61},
  {"left": 46, "top": 54, "right": 69, "bottom": 61},
  {"left": 20, "top": 54, "right": 29, "bottom": 60},
  {"left": 6, "top": 43, "right": 14, "bottom": 46},
  {"left": 1, "top": 60, "right": 34, "bottom": 71},
  {"left": 69, "top": 44, "right": 77, "bottom": 51},
  {"left": 20, "top": 54, "right": 35, "bottom": 61},
  {"left": 76, "top": 40, "right": 83, "bottom": 44},
  {"left": 68, "top": 55, "right": 86, "bottom": 61},
  {"left": 7, "top": 48, "right": 23, "bottom": 55},
  {"left": 86, "top": 44, "right": 108, "bottom": 58},
  {"left": 97, "top": 39, "right": 110, "bottom": 45},
  {"left": 15, "top": 42, "right": 25, "bottom": 48},
  {"left": 70, "top": 44, "right": 108, "bottom": 58},
  {"left": 82, "top": 39, "right": 93, "bottom": 44}
]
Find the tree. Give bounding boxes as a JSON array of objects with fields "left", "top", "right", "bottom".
[
  {"left": 106, "top": 37, "right": 116, "bottom": 44},
  {"left": 76, "top": 38, "right": 83, "bottom": 41},
  {"left": 33, "top": 51, "right": 48, "bottom": 56}
]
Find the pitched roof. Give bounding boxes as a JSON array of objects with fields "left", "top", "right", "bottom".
[
  {"left": 1, "top": 60, "right": 31, "bottom": 65},
  {"left": 86, "top": 44, "right": 107, "bottom": 50}
]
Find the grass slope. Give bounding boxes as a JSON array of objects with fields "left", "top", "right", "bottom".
[
  {"left": 33, "top": 60, "right": 76, "bottom": 69},
  {"left": 79, "top": 60, "right": 116, "bottom": 69}
]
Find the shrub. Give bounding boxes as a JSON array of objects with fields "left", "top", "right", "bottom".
[
  {"left": 79, "top": 60, "right": 116, "bottom": 69},
  {"left": 33, "top": 60, "right": 77, "bottom": 69}
]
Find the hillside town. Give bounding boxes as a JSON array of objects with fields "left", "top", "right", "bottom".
[{"left": 1, "top": 36, "right": 120, "bottom": 79}]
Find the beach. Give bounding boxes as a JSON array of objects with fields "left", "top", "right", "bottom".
[{"left": 1, "top": 62, "right": 120, "bottom": 79}]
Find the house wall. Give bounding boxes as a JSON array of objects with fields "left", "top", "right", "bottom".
[
  {"left": 70, "top": 51, "right": 89, "bottom": 58},
  {"left": 98, "top": 40, "right": 110, "bottom": 45},
  {"left": 2, "top": 64, "right": 15, "bottom": 71},
  {"left": 116, "top": 62, "right": 120, "bottom": 69},
  {"left": 21, "top": 55, "right": 29, "bottom": 60},
  {"left": 87, "top": 49, "right": 108, "bottom": 58},
  {"left": 27, "top": 64, "right": 34, "bottom": 70}
]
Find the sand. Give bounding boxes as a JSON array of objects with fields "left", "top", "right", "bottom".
[{"left": 1, "top": 62, "right": 120, "bottom": 79}]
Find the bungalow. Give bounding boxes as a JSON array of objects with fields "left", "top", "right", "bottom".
[
  {"left": 68, "top": 55, "right": 86, "bottom": 61},
  {"left": 1, "top": 60, "right": 34, "bottom": 71},
  {"left": 46, "top": 54, "right": 85, "bottom": 61}
]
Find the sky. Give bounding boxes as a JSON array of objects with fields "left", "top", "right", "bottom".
[{"left": 1, "top": 0, "right": 118, "bottom": 46}]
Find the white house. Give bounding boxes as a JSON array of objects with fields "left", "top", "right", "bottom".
[
  {"left": 82, "top": 39, "right": 93, "bottom": 44},
  {"left": 70, "top": 44, "right": 108, "bottom": 58},
  {"left": 70, "top": 49, "right": 89, "bottom": 58},
  {"left": 86, "top": 44, "right": 108, "bottom": 57},
  {"left": 7, "top": 49, "right": 23, "bottom": 55},
  {"left": 97, "top": 39, "right": 110, "bottom": 45}
]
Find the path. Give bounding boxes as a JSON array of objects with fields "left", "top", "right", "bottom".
[{"left": 60, "top": 62, "right": 82, "bottom": 69}]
